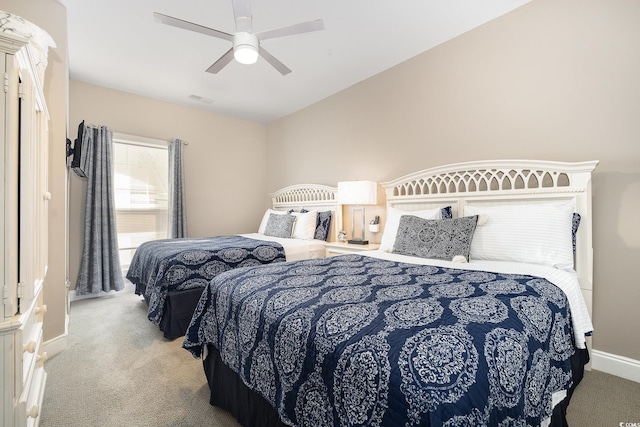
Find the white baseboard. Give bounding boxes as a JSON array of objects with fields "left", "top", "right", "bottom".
[
  {"left": 43, "top": 332, "right": 68, "bottom": 359},
  {"left": 591, "top": 349, "right": 640, "bottom": 383},
  {"left": 69, "top": 280, "right": 133, "bottom": 302},
  {"left": 69, "top": 289, "right": 112, "bottom": 302}
]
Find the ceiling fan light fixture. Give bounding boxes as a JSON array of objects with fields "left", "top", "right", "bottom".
[
  {"left": 233, "top": 32, "right": 259, "bottom": 64},
  {"left": 155, "top": 2, "right": 324, "bottom": 75}
]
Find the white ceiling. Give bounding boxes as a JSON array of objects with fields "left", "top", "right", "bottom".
[{"left": 59, "top": 0, "right": 532, "bottom": 124}]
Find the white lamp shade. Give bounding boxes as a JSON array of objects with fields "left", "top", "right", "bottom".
[
  {"left": 337, "top": 181, "right": 378, "bottom": 205},
  {"left": 233, "top": 32, "right": 259, "bottom": 64}
]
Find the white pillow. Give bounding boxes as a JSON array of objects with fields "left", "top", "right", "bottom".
[
  {"left": 258, "top": 209, "right": 287, "bottom": 234},
  {"left": 291, "top": 210, "right": 318, "bottom": 240},
  {"left": 379, "top": 206, "right": 445, "bottom": 252},
  {"left": 464, "top": 202, "right": 574, "bottom": 270}
]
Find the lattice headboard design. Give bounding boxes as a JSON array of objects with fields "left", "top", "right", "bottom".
[
  {"left": 382, "top": 159, "right": 599, "bottom": 323},
  {"left": 271, "top": 184, "right": 337, "bottom": 206},
  {"left": 270, "top": 184, "right": 340, "bottom": 242},
  {"left": 386, "top": 160, "right": 594, "bottom": 199}
]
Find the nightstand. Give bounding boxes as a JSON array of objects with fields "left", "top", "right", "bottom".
[{"left": 324, "top": 242, "right": 381, "bottom": 257}]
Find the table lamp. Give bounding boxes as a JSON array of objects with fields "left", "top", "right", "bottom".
[{"left": 337, "top": 181, "right": 378, "bottom": 245}]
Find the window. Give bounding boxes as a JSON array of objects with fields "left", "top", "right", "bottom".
[{"left": 112, "top": 133, "right": 168, "bottom": 268}]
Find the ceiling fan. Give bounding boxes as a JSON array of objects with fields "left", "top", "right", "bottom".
[{"left": 154, "top": 0, "right": 324, "bottom": 75}]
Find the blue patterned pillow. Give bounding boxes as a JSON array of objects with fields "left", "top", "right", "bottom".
[
  {"left": 264, "top": 213, "right": 295, "bottom": 238},
  {"left": 314, "top": 211, "right": 333, "bottom": 241},
  {"left": 393, "top": 215, "right": 479, "bottom": 261},
  {"left": 572, "top": 212, "right": 581, "bottom": 253},
  {"left": 441, "top": 206, "right": 453, "bottom": 219}
]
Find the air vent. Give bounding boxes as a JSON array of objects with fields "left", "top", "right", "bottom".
[{"left": 188, "top": 94, "right": 214, "bottom": 104}]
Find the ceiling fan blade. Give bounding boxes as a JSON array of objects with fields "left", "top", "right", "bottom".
[
  {"left": 232, "top": 0, "right": 253, "bottom": 33},
  {"left": 257, "top": 19, "right": 324, "bottom": 41},
  {"left": 154, "top": 12, "right": 233, "bottom": 41},
  {"left": 259, "top": 47, "right": 291, "bottom": 75},
  {"left": 206, "top": 48, "right": 235, "bottom": 74}
]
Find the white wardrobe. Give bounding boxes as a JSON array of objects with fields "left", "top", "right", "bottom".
[{"left": 0, "top": 30, "right": 50, "bottom": 427}]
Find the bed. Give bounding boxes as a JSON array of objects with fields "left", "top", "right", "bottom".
[
  {"left": 126, "top": 183, "right": 340, "bottom": 339},
  {"left": 183, "top": 159, "right": 598, "bottom": 427}
]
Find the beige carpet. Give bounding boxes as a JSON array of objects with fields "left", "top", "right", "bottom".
[
  {"left": 567, "top": 367, "right": 640, "bottom": 426},
  {"left": 40, "top": 283, "right": 240, "bottom": 427},
  {"left": 41, "top": 283, "right": 640, "bottom": 426}
]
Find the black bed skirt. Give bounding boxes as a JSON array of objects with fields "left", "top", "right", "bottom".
[
  {"left": 202, "top": 344, "right": 590, "bottom": 427},
  {"left": 204, "top": 345, "right": 289, "bottom": 427},
  {"left": 139, "top": 285, "right": 205, "bottom": 340},
  {"left": 160, "top": 288, "right": 205, "bottom": 340}
]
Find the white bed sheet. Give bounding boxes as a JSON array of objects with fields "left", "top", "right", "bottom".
[
  {"left": 240, "top": 233, "right": 327, "bottom": 261},
  {"left": 362, "top": 250, "right": 593, "bottom": 350}
]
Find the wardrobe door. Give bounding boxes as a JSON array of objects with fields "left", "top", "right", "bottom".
[
  {"left": 1, "top": 48, "right": 19, "bottom": 320},
  {"left": 18, "top": 62, "right": 43, "bottom": 307}
]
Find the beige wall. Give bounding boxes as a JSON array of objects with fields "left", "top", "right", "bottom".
[
  {"left": 266, "top": 0, "right": 640, "bottom": 361},
  {"left": 0, "top": 0, "right": 69, "bottom": 342},
  {"left": 68, "top": 81, "right": 268, "bottom": 291}
]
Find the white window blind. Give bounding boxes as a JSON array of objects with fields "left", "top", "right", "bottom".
[{"left": 112, "top": 134, "right": 168, "bottom": 268}]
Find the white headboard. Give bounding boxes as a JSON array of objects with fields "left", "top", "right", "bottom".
[
  {"left": 270, "top": 184, "right": 340, "bottom": 242},
  {"left": 382, "top": 159, "right": 599, "bottom": 319}
]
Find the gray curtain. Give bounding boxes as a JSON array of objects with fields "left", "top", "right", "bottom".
[
  {"left": 76, "top": 124, "right": 124, "bottom": 295},
  {"left": 168, "top": 139, "right": 187, "bottom": 238}
]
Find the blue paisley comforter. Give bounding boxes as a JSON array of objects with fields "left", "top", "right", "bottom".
[
  {"left": 183, "top": 254, "right": 575, "bottom": 427},
  {"left": 126, "top": 236, "right": 286, "bottom": 325}
]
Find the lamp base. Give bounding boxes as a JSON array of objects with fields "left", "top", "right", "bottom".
[{"left": 347, "top": 239, "right": 369, "bottom": 245}]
